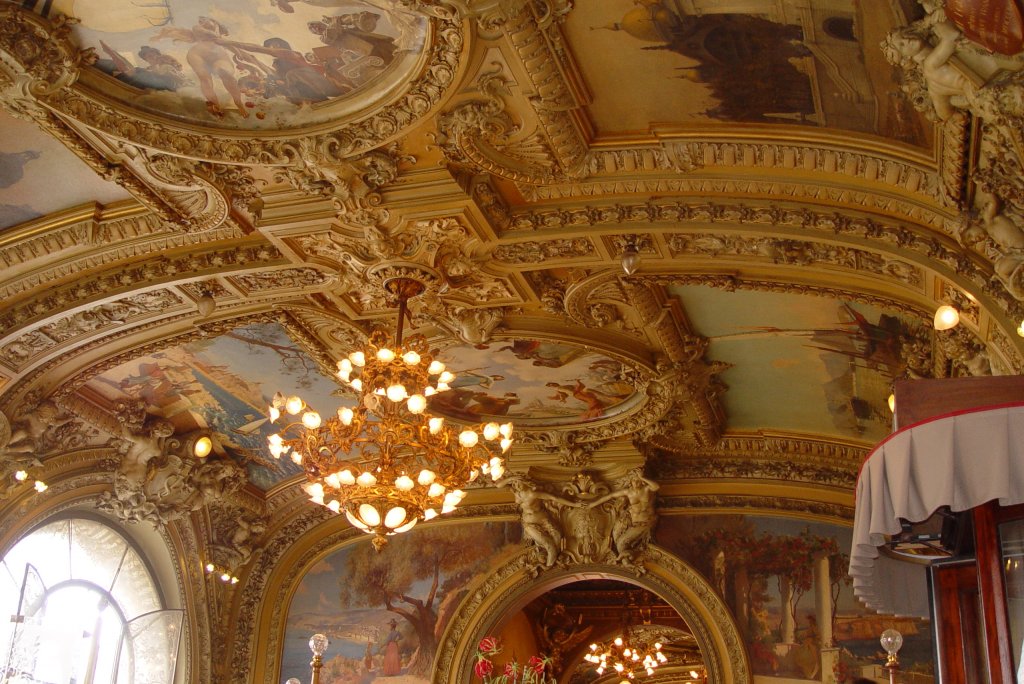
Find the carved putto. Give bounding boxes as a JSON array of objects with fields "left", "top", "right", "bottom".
[
  {"left": 98, "top": 402, "right": 246, "bottom": 526},
  {"left": 502, "top": 469, "right": 659, "bottom": 575}
]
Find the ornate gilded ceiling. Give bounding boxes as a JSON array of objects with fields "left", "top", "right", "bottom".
[{"left": 4, "top": 0, "right": 1024, "bottom": 680}]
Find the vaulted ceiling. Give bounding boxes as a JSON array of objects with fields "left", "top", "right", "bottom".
[{"left": 0, "top": 0, "right": 1021, "bottom": 677}]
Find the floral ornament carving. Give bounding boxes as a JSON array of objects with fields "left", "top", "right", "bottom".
[
  {"left": 296, "top": 217, "right": 518, "bottom": 319},
  {"left": 97, "top": 402, "right": 246, "bottom": 526},
  {"left": 436, "top": 62, "right": 567, "bottom": 185},
  {"left": 493, "top": 238, "right": 595, "bottom": 264},
  {"left": 530, "top": 431, "right": 609, "bottom": 468},
  {"left": 501, "top": 469, "right": 657, "bottom": 576},
  {"left": 1, "top": 290, "right": 183, "bottom": 369}
]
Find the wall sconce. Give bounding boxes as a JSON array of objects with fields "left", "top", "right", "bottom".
[{"left": 933, "top": 305, "right": 959, "bottom": 331}]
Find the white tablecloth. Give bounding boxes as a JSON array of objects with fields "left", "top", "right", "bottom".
[{"left": 850, "top": 403, "right": 1024, "bottom": 616}]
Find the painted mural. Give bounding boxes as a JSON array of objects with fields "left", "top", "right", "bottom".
[
  {"left": 428, "top": 340, "right": 637, "bottom": 426},
  {"left": 282, "top": 521, "right": 523, "bottom": 684},
  {"left": 84, "top": 322, "right": 342, "bottom": 489},
  {"left": 668, "top": 285, "right": 928, "bottom": 443},
  {"left": 657, "top": 514, "right": 934, "bottom": 683},
  {"left": 42, "top": 0, "right": 428, "bottom": 127},
  {"left": 563, "top": 0, "right": 931, "bottom": 146},
  {"left": 0, "top": 109, "right": 130, "bottom": 231}
]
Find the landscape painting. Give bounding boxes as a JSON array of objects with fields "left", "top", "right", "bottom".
[
  {"left": 281, "top": 521, "right": 523, "bottom": 683},
  {"left": 83, "top": 322, "right": 342, "bottom": 489},
  {"left": 429, "top": 339, "right": 638, "bottom": 426},
  {"left": 563, "top": 0, "right": 931, "bottom": 146},
  {"left": 667, "top": 285, "right": 928, "bottom": 443},
  {"left": 657, "top": 514, "right": 934, "bottom": 683},
  {"left": 42, "top": 0, "right": 428, "bottom": 127}
]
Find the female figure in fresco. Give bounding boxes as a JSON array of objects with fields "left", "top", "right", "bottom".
[{"left": 379, "top": 619, "right": 402, "bottom": 676}]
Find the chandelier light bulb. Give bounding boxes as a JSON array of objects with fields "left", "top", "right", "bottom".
[
  {"left": 933, "top": 304, "right": 960, "bottom": 330},
  {"left": 500, "top": 438, "right": 513, "bottom": 453},
  {"left": 349, "top": 351, "right": 366, "bottom": 367},
  {"left": 490, "top": 463, "right": 505, "bottom": 480},
  {"left": 15, "top": 470, "right": 28, "bottom": 481},
  {"left": 291, "top": 451, "right": 303, "bottom": 465},
  {"left": 34, "top": 481, "right": 47, "bottom": 492},
  {"left": 428, "top": 360, "right": 445, "bottom": 374},
  {"left": 350, "top": 378, "right": 363, "bottom": 391},
  {"left": 423, "top": 508, "right": 438, "bottom": 520},
  {"left": 428, "top": 417, "right": 444, "bottom": 435},
  {"left": 325, "top": 472, "right": 341, "bottom": 488},
  {"left": 1018, "top": 319, "right": 1024, "bottom": 337},
  {"left": 359, "top": 503, "right": 382, "bottom": 527},
  {"left": 459, "top": 430, "right": 479, "bottom": 448},
  {"left": 483, "top": 422, "right": 500, "bottom": 440},
  {"left": 438, "top": 370, "right": 455, "bottom": 384},
  {"left": 301, "top": 411, "right": 322, "bottom": 429},
  {"left": 269, "top": 406, "right": 281, "bottom": 422},
  {"left": 384, "top": 506, "right": 407, "bottom": 529},
  {"left": 402, "top": 351, "right": 421, "bottom": 365},
  {"left": 338, "top": 469, "right": 356, "bottom": 485},
  {"left": 423, "top": 386, "right": 436, "bottom": 396},
  {"left": 304, "top": 482, "right": 325, "bottom": 504},
  {"left": 327, "top": 500, "right": 341, "bottom": 513},
  {"left": 395, "top": 475, "right": 414, "bottom": 491},
  {"left": 407, "top": 394, "right": 427, "bottom": 413},
  {"left": 428, "top": 482, "right": 446, "bottom": 498},
  {"left": 346, "top": 510, "right": 369, "bottom": 531},
  {"left": 386, "top": 384, "right": 407, "bottom": 402},
  {"left": 436, "top": 381, "right": 450, "bottom": 392},
  {"left": 338, "top": 358, "right": 353, "bottom": 373},
  {"left": 357, "top": 472, "right": 377, "bottom": 487},
  {"left": 417, "top": 469, "right": 436, "bottom": 485},
  {"left": 377, "top": 347, "right": 396, "bottom": 363},
  {"left": 499, "top": 422, "right": 513, "bottom": 438},
  {"left": 337, "top": 407, "right": 354, "bottom": 425},
  {"left": 286, "top": 396, "right": 304, "bottom": 415}
]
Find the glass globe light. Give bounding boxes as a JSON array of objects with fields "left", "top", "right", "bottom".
[
  {"left": 285, "top": 396, "right": 304, "bottom": 415},
  {"left": 880, "top": 628, "right": 903, "bottom": 656},
  {"left": 309, "top": 633, "right": 329, "bottom": 656},
  {"left": 933, "top": 305, "right": 960, "bottom": 330}
]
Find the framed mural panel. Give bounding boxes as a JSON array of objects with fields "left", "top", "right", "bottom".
[
  {"left": 281, "top": 521, "right": 523, "bottom": 684},
  {"left": 656, "top": 514, "right": 935, "bottom": 683}
]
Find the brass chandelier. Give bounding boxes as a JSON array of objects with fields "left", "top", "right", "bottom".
[
  {"left": 584, "top": 629, "right": 667, "bottom": 682},
  {"left": 266, "top": 278, "right": 512, "bottom": 549}
]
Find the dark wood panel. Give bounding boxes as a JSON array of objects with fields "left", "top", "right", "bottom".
[{"left": 893, "top": 376, "right": 1024, "bottom": 429}]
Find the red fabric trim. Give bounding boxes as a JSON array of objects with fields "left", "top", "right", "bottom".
[{"left": 856, "top": 401, "right": 1024, "bottom": 484}]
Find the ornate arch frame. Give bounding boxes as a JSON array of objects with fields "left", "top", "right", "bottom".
[{"left": 435, "top": 545, "right": 751, "bottom": 684}]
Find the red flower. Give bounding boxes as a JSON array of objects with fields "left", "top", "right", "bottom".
[
  {"left": 527, "top": 655, "right": 546, "bottom": 674},
  {"left": 505, "top": 662, "right": 518, "bottom": 677},
  {"left": 478, "top": 636, "right": 499, "bottom": 655},
  {"left": 474, "top": 658, "right": 494, "bottom": 679}
]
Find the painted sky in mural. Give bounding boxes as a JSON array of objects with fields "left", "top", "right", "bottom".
[
  {"left": 656, "top": 514, "right": 934, "bottom": 682},
  {"left": 668, "top": 285, "right": 926, "bottom": 443},
  {"left": 563, "top": 0, "right": 930, "bottom": 146},
  {"left": 0, "top": 109, "right": 130, "bottom": 231},
  {"left": 282, "top": 521, "right": 522, "bottom": 684},
  {"left": 428, "top": 339, "right": 637, "bottom": 425},
  {"left": 84, "top": 322, "right": 342, "bottom": 489},
  {"left": 46, "top": 0, "right": 427, "bottom": 127}
]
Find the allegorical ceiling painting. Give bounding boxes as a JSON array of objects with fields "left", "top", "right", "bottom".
[
  {"left": 430, "top": 339, "right": 639, "bottom": 426},
  {"left": 668, "top": 286, "right": 928, "bottom": 442},
  {"left": 82, "top": 322, "right": 343, "bottom": 490},
  {"left": 46, "top": 0, "right": 428, "bottom": 127},
  {"left": 563, "top": 0, "right": 930, "bottom": 146},
  {"left": 0, "top": 110, "right": 130, "bottom": 231}
]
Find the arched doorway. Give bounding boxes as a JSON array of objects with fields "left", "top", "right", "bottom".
[{"left": 435, "top": 547, "right": 751, "bottom": 684}]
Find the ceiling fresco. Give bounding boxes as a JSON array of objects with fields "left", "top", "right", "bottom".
[
  {"left": 46, "top": 0, "right": 428, "bottom": 127},
  {"left": 81, "top": 322, "right": 342, "bottom": 490},
  {"left": 668, "top": 286, "right": 929, "bottom": 442},
  {"left": 563, "top": 0, "right": 930, "bottom": 145},
  {"left": 0, "top": 109, "right": 130, "bottom": 230},
  {"left": 431, "top": 339, "right": 639, "bottom": 426}
]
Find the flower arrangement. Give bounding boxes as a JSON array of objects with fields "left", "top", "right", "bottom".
[{"left": 473, "top": 636, "right": 556, "bottom": 684}]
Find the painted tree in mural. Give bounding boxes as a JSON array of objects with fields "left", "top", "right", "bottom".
[{"left": 339, "top": 524, "right": 504, "bottom": 676}]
